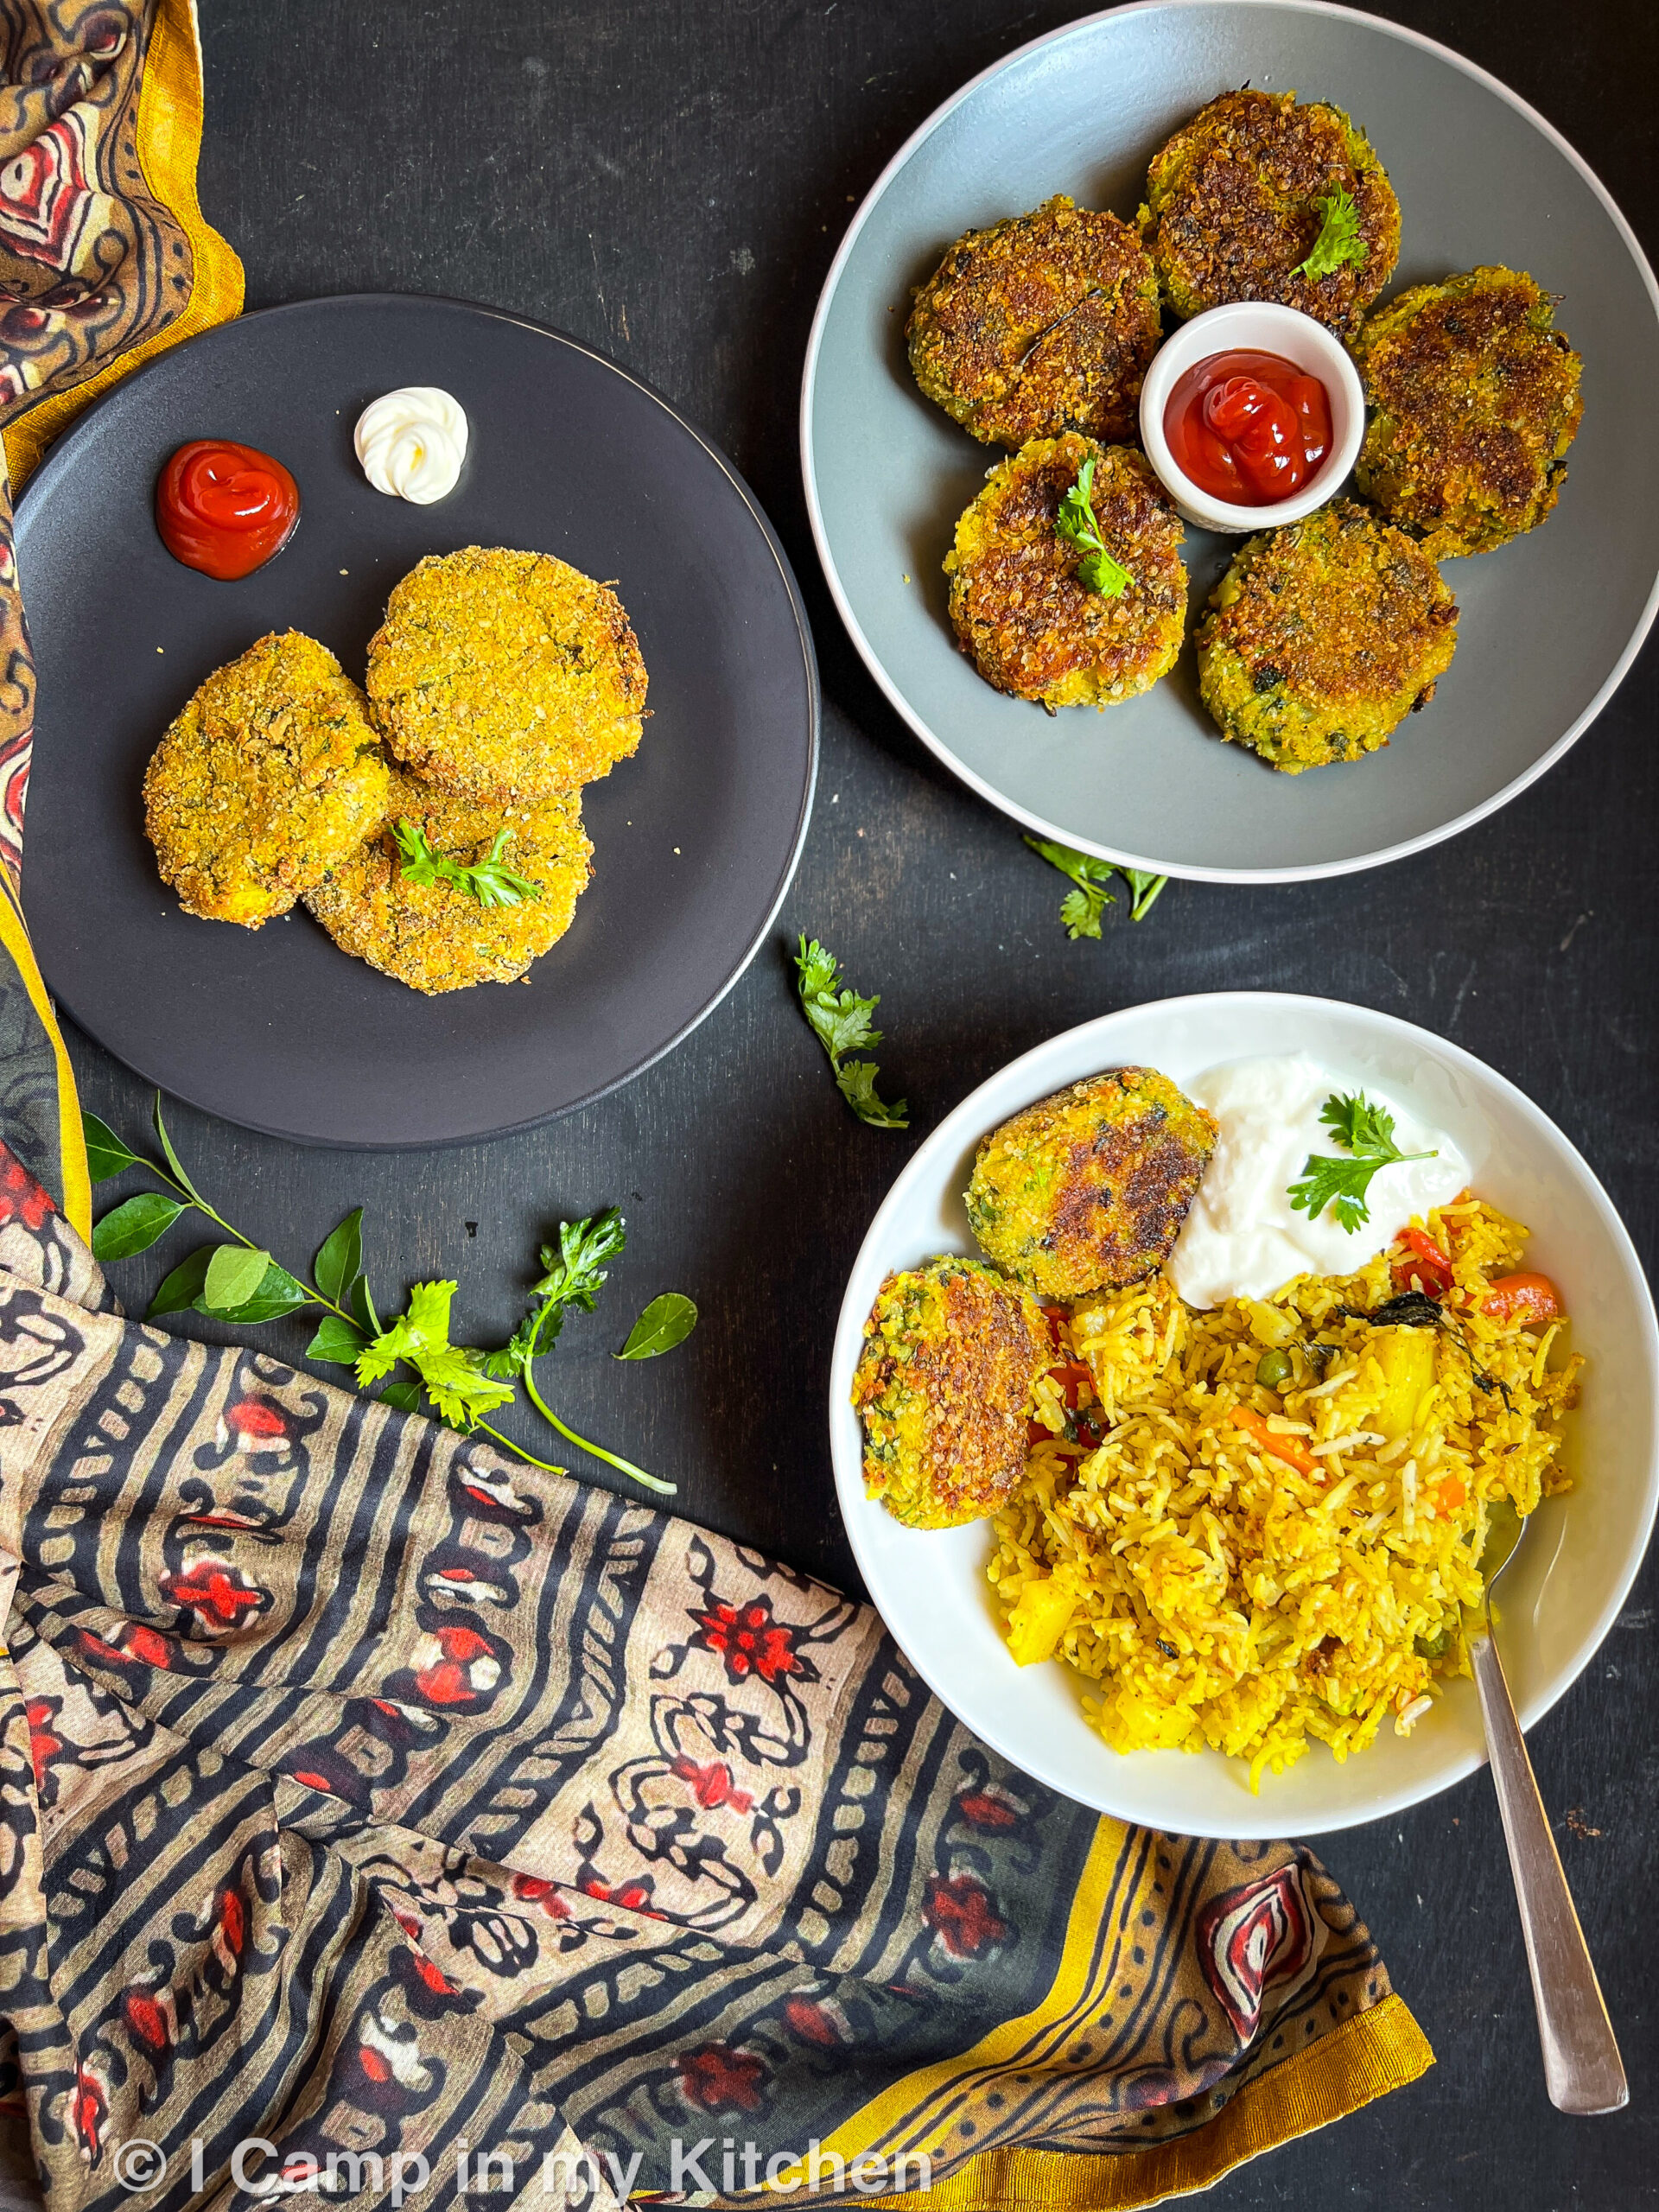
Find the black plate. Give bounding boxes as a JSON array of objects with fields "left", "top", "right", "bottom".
[{"left": 16, "top": 294, "right": 817, "bottom": 1147}]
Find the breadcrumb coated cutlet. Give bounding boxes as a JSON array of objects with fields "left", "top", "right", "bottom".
[
  {"left": 143, "top": 630, "right": 390, "bottom": 928},
  {"left": 945, "top": 433, "right": 1185, "bottom": 709},
  {"left": 1355, "top": 266, "right": 1584, "bottom": 557},
  {"left": 1140, "top": 89, "right": 1399, "bottom": 335},
  {"left": 366, "top": 545, "right": 647, "bottom": 804},
  {"left": 1194, "top": 500, "right": 1459, "bottom": 773},
  {"left": 852, "top": 1257, "right": 1050, "bottom": 1529},
  {"left": 907, "top": 194, "right": 1163, "bottom": 448},
  {"left": 305, "top": 769, "right": 592, "bottom": 994},
  {"left": 966, "top": 1070, "right": 1217, "bottom": 1302}
]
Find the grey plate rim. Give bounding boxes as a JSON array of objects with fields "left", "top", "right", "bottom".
[
  {"left": 799, "top": 0, "right": 1659, "bottom": 887},
  {"left": 19, "top": 290, "right": 821, "bottom": 1150}
]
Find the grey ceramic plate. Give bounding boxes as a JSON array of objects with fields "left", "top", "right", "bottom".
[
  {"left": 802, "top": 0, "right": 1659, "bottom": 882},
  {"left": 19, "top": 295, "right": 817, "bottom": 1147}
]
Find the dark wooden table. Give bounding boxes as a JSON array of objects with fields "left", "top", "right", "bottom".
[{"left": 66, "top": 3, "right": 1657, "bottom": 2203}]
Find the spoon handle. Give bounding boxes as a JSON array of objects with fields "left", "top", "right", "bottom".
[{"left": 1470, "top": 1626, "right": 1627, "bottom": 2114}]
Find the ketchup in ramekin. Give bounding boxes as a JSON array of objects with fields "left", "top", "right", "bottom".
[
  {"left": 155, "top": 439, "right": 301, "bottom": 580},
  {"left": 1163, "top": 350, "right": 1332, "bottom": 506}
]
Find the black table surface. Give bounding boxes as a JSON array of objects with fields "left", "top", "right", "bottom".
[{"left": 62, "top": 3, "right": 1656, "bottom": 2205}]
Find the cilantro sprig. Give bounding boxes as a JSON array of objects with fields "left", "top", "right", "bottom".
[
  {"left": 393, "top": 819, "right": 541, "bottom": 908},
  {"left": 794, "top": 937, "right": 908, "bottom": 1130},
  {"left": 474, "top": 1211, "right": 679, "bottom": 1495},
  {"left": 1295, "top": 188, "right": 1367, "bottom": 281},
  {"left": 86, "top": 1104, "right": 694, "bottom": 1492},
  {"left": 1287, "top": 1091, "right": 1437, "bottom": 1233},
  {"left": 1024, "top": 837, "right": 1168, "bottom": 938},
  {"left": 1054, "top": 455, "right": 1134, "bottom": 597}
]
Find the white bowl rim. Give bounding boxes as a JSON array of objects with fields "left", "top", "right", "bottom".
[
  {"left": 1137, "top": 300, "right": 1366, "bottom": 531},
  {"left": 798, "top": 0, "right": 1659, "bottom": 886},
  {"left": 827, "top": 988, "right": 1659, "bottom": 1838}
]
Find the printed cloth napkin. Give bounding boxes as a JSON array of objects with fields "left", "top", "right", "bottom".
[{"left": 0, "top": 6, "right": 1432, "bottom": 2208}]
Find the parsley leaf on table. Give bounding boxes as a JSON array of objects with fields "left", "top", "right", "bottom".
[
  {"left": 1053, "top": 454, "right": 1134, "bottom": 596},
  {"left": 1287, "top": 1091, "right": 1437, "bottom": 1232},
  {"left": 392, "top": 819, "right": 541, "bottom": 908},
  {"left": 480, "top": 1210, "right": 685, "bottom": 1493},
  {"left": 794, "top": 937, "right": 907, "bottom": 1129},
  {"left": 1120, "top": 868, "right": 1168, "bottom": 922},
  {"left": 1296, "top": 189, "right": 1367, "bottom": 280},
  {"left": 355, "top": 1280, "right": 518, "bottom": 1429},
  {"left": 1024, "top": 838, "right": 1115, "bottom": 938},
  {"left": 1024, "top": 838, "right": 1169, "bottom": 938}
]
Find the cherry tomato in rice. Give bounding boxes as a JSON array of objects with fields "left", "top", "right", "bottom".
[
  {"left": 1392, "top": 1228, "right": 1455, "bottom": 1300},
  {"left": 1046, "top": 1361, "right": 1094, "bottom": 1409}
]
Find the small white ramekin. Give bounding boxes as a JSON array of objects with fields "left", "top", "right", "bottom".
[{"left": 1138, "top": 300, "right": 1365, "bottom": 534}]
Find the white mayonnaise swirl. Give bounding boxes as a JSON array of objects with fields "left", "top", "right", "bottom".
[
  {"left": 353, "top": 386, "right": 468, "bottom": 504},
  {"left": 1168, "top": 1055, "right": 1469, "bottom": 1310}
]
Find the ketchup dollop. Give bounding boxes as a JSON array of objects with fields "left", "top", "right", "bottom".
[
  {"left": 1164, "top": 350, "right": 1332, "bottom": 505},
  {"left": 155, "top": 439, "right": 301, "bottom": 580}
]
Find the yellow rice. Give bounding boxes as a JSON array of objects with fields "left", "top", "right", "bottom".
[{"left": 988, "top": 1199, "right": 1580, "bottom": 1789}]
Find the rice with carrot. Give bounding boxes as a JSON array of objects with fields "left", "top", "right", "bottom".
[{"left": 988, "top": 1198, "right": 1580, "bottom": 1788}]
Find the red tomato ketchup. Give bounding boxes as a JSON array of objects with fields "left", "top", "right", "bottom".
[
  {"left": 1163, "top": 350, "right": 1333, "bottom": 505},
  {"left": 155, "top": 440, "right": 301, "bottom": 580}
]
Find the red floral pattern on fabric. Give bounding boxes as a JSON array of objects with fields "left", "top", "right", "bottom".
[
  {"left": 0, "top": 1150, "right": 54, "bottom": 1231},
  {"left": 679, "top": 2044, "right": 766, "bottom": 2114},
  {"left": 159, "top": 1560, "right": 266, "bottom": 1630},
  {"left": 671, "top": 1755, "right": 753, "bottom": 1812},
  {"left": 783, "top": 1997, "right": 842, "bottom": 2048},
  {"left": 957, "top": 1789, "right": 1020, "bottom": 1830},
  {"left": 24, "top": 1696, "right": 59, "bottom": 1793},
  {"left": 690, "top": 1595, "right": 807, "bottom": 1685},
  {"left": 511, "top": 1875, "right": 571, "bottom": 1921},
  {"left": 924, "top": 1873, "right": 1008, "bottom": 1960}
]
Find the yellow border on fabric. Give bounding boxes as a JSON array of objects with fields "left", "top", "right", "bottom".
[
  {"left": 0, "top": 880, "right": 89, "bottom": 1239},
  {"left": 767, "top": 1821, "right": 1135, "bottom": 2190},
  {"left": 2, "top": 0, "right": 245, "bottom": 490},
  {"left": 857, "top": 1993, "right": 1433, "bottom": 2211}
]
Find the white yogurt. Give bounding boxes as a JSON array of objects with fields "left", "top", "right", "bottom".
[
  {"left": 1168, "top": 1055, "right": 1469, "bottom": 1310},
  {"left": 353, "top": 386, "right": 468, "bottom": 504}
]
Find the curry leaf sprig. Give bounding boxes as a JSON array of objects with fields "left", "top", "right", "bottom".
[
  {"left": 85, "top": 1102, "right": 692, "bottom": 1491},
  {"left": 1024, "top": 837, "right": 1168, "bottom": 938},
  {"left": 1295, "top": 188, "right": 1367, "bottom": 281},
  {"left": 1054, "top": 455, "right": 1134, "bottom": 597},
  {"left": 794, "top": 937, "right": 908, "bottom": 1130},
  {"left": 392, "top": 819, "right": 541, "bottom": 909},
  {"left": 1287, "top": 1091, "right": 1437, "bottom": 1233}
]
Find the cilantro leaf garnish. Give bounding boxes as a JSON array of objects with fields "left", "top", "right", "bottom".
[
  {"left": 1121, "top": 868, "right": 1169, "bottom": 923},
  {"left": 1287, "top": 1090, "right": 1437, "bottom": 1233},
  {"left": 1025, "top": 837, "right": 1114, "bottom": 938},
  {"left": 1296, "top": 188, "right": 1367, "bottom": 280},
  {"left": 794, "top": 937, "right": 908, "bottom": 1129},
  {"left": 1054, "top": 455, "right": 1134, "bottom": 597},
  {"left": 479, "top": 1210, "right": 685, "bottom": 1493},
  {"left": 1024, "top": 837, "right": 1170, "bottom": 938},
  {"left": 355, "top": 1279, "right": 518, "bottom": 1429},
  {"left": 393, "top": 819, "right": 541, "bottom": 909}
]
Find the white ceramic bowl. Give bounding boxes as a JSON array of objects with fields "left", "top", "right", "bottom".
[
  {"left": 829, "top": 993, "right": 1659, "bottom": 1839},
  {"left": 1139, "top": 301, "right": 1366, "bottom": 531}
]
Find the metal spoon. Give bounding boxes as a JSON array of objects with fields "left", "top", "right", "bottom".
[{"left": 1470, "top": 1503, "right": 1627, "bottom": 2113}]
